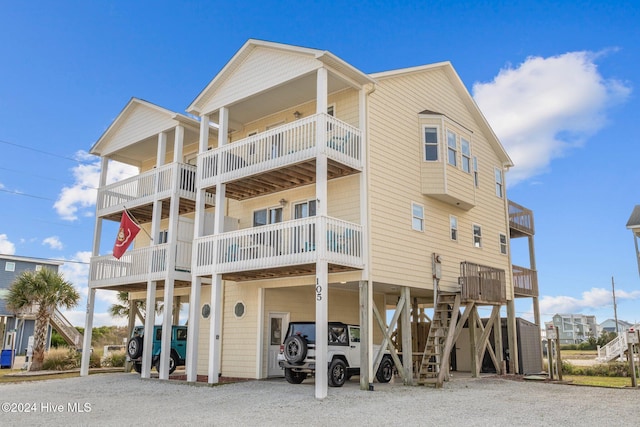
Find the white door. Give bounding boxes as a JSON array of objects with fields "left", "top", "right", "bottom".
[{"left": 267, "top": 312, "right": 289, "bottom": 377}]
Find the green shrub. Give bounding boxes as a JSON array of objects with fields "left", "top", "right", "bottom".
[
  {"left": 42, "top": 348, "right": 79, "bottom": 370},
  {"left": 558, "top": 360, "right": 632, "bottom": 377},
  {"left": 102, "top": 351, "right": 126, "bottom": 367}
]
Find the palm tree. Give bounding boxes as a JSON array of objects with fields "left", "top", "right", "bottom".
[
  {"left": 6, "top": 268, "right": 80, "bottom": 371},
  {"left": 109, "top": 291, "right": 180, "bottom": 323}
]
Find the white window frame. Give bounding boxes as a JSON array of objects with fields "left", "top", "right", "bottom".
[
  {"left": 412, "top": 202, "right": 425, "bottom": 232},
  {"left": 473, "top": 224, "right": 482, "bottom": 248},
  {"left": 461, "top": 137, "right": 471, "bottom": 173},
  {"left": 499, "top": 233, "right": 507, "bottom": 255},
  {"left": 423, "top": 126, "right": 439, "bottom": 161},
  {"left": 35, "top": 265, "right": 43, "bottom": 271},
  {"left": 450, "top": 215, "right": 458, "bottom": 241},
  {"left": 293, "top": 199, "right": 317, "bottom": 219},
  {"left": 253, "top": 206, "right": 283, "bottom": 227},
  {"left": 5, "top": 261, "right": 15, "bottom": 272},
  {"left": 495, "top": 167, "right": 504, "bottom": 198},
  {"left": 447, "top": 130, "right": 457, "bottom": 167}
]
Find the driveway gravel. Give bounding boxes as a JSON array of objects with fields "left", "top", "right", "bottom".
[{"left": 0, "top": 373, "right": 637, "bottom": 426}]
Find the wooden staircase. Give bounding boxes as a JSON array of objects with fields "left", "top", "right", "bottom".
[
  {"left": 50, "top": 307, "right": 84, "bottom": 349},
  {"left": 417, "top": 292, "right": 460, "bottom": 387}
]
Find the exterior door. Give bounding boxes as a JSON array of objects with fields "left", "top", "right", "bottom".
[{"left": 267, "top": 312, "right": 289, "bottom": 377}]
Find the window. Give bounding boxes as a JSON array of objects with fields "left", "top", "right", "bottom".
[
  {"left": 294, "top": 200, "right": 316, "bottom": 219},
  {"left": 473, "top": 225, "right": 482, "bottom": 248},
  {"left": 424, "top": 127, "right": 438, "bottom": 161},
  {"left": 253, "top": 207, "right": 283, "bottom": 226},
  {"left": 5, "top": 262, "right": 15, "bottom": 272},
  {"left": 461, "top": 138, "right": 471, "bottom": 173},
  {"left": 499, "top": 233, "right": 507, "bottom": 254},
  {"left": 495, "top": 167, "right": 504, "bottom": 198},
  {"left": 473, "top": 157, "right": 479, "bottom": 187},
  {"left": 327, "top": 105, "right": 335, "bottom": 117},
  {"left": 447, "top": 130, "right": 457, "bottom": 166},
  {"left": 158, "top": 230, "right": 169, "bottom": 244},
  {"left": 412, "top": 202, "right": 424, "bottom": 232},
  {"left": 35, "top": 265, "right": 43, "bottom": 271},
  {"left": 450, "top": 216, "right": 458, "bottom": 241},
  {"left": 234, "top": 301, "right": 246, "bottom": 319}
]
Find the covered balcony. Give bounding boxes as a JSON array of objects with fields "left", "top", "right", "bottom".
[
  {"left": 508, "top": 200, "right": 535, "bottom": 237},
  {"left": 89, "top": 241, "right": 193, "bottom": 289},
  {"left": 193, "top": 216, "right": 364, "bottom": 281},
  {"left": 512, "top": 264, "right": 539, "bottom": 297},
  {"left": 96, "top": 162, "right": 216, "bottom": 223},
  {"left": 198, "top": 113, "right": 362, "bottom": 200}
]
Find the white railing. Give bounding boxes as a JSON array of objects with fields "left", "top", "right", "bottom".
[
  {"left": 96, "top": 163, "right": 214, "bottom": 218},
  {"left": 90, "top": 243, "right": 172, "bottom": 286},
  {"left": 597, "top": 333, "right": 627, "bottom": 363},
  {"left": 198, "top": 113, "right": 362, "bottom": 188},
  {"left": 193, "top": 216, "right": 363, "bottom": 275}
]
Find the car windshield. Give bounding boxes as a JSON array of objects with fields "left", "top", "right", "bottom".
[{"left": 287, "top": 324, "right": 316, "bottom": 343}]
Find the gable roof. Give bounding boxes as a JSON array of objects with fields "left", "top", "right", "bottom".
[
  {"left": 371, "top": 62, "right": 513, "bottom": 167},
  {"left": 626, "top": 205, "right": 640, "bottom": 230},
  {"left": 90, "top": 98, "right": 202, "bottom": 165},
  {"left": 187, "top": 39, "right": 375, "bottom": 116}
]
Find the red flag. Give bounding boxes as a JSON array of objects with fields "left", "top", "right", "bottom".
[{"left": 113, "top": 210, "right": 141, "bottom": 259}]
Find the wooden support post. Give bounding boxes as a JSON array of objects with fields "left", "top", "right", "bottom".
[
  {"left": 469, "top": 306, "right": 478, "bottom": 378},
  {"left": 506, "top": 299, "right": 518, "bottom": 374},
  {"left": 401, "top": 286, "right": 413, "bottom": 384},
  {"left": 548, "top": 339, "right": 554, "bottom": 380},
  {"left": 629, "top": 342, "right": 637, "bottom": 388},
  {"left": 555, "top": 326, "right": 562, "bottom": 381},
  {"left": 493, "top": 306, "right": 504, "bottom": 374}
]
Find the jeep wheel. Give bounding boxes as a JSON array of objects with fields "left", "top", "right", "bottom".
[
  {"left": 132, "top": 362, "right": 142, "bottom": 374},
  {"left": 376, "top": 357, "right": 393, "bottom": 383},
  {"left": 127, "top": 336, "right": 143, "bottom": 359},
  {"left": 284, "top": 368, "right": 307, "bottom": 384},
  {"left": 328, "top": 359, "right": 347, "bottom": 387},
  {"left": 153, "top": 353, "right": 178, "bottom": 375},
  {"left": 283, "top": 335, "right": 307, "bottom": 363}
]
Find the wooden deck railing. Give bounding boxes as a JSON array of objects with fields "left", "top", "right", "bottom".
[
  {"left": 459, "top": 262, "right": 506, "bottom": 304},
  {"left": 512, "top": 264, "right": 539, "bottom": 297},
  {"left": 508, "top": 200, "right": 535, "bottom": 236},
  {"left": 198, "top": 113, "right": 362, "bottom": 188}
]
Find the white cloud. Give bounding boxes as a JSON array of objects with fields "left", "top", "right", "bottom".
[
  {"left": 59, "top": 251, "right": 92, "bottom": 300},
  {"left": 54, "top": 151, "right": 138, "bottom": 221},
  {"left": 540, "top": 287, "right": 640, "bottom": 315},
  {"left": 473, "top": 50, "right": 631, "bottom": 185},
  {"left": 42, "top": 236, "right": 64, "bottom": 250},
  {"left": 60, "top": 309, "right": 128, "bottom": 328},
  {"left": 0, "top": 234, "right": 16, "bottom": 255}
]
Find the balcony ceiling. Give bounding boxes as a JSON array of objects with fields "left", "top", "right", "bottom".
[{"left": 213, "top": 72, "right": 353, "bottom": 130}]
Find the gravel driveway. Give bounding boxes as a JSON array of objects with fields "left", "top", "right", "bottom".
[{"left": 0, "top": 373, "right": 637, "bottom": 426}]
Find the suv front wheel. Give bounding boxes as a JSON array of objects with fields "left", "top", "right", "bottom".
[
  {"left": 328, "top": 359, "right": 347, "bottom": 387},
  {"left": 376, "top": 357, "right": 393, "bottom": 383}
]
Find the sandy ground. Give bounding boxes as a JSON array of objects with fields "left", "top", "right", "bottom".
[{"left": 0, "top": 372, "right": 637, "bottom": 426}]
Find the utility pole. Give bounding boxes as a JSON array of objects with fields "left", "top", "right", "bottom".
[{"left": 612, "top": 276, "right": 620, "bottom": 336}]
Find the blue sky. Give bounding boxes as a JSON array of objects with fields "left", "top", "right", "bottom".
[{"left": 1, "top": 1, "right": 639, "bottom": 328}]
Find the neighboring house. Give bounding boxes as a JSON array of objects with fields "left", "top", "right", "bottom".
[
  {"left": 547, "top": 314, "right": 598, "bottom": 344},
  {"left": 599, "top": 318, "right": 632, "bottom": 334},
  {"left": 81, "top": 39, "right": 540, "bottom": 396},
  {"left": 0, "top": 255, "right": 62, "bottom": 356}
]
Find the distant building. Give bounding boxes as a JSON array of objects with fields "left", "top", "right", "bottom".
[
  {"left": 599, "top": 318, "right": 632, "bottom": 334},
  {"left": 0, "top": 255, "right": 63, "bottom": 356},
  {"left": 547, "top": 313, "right": 598, "bottom": 344}
]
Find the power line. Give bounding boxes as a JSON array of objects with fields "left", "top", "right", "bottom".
[
  {"left": 0, "top": 138, "right": 94, "bottom": 164},
  {"left": 0, "top": 253, "right": 89, "bottom": 265},
  {"left": 0, "top": 188, "right": 56, "bottom": 201},
  {"left": 0, "top": 166, "right": 98, "bottom": 190}
]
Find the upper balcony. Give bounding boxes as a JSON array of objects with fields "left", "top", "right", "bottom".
[
  {"left": 512, "top": 264, "right": 539, "bottom": 297},
  {"left": 96, "top": 162, "right": 216, "bottom": 223},
  {"left": 193, "top": 215, "right": 364, "bottom": 281},
  {"left": 509, "top": 200, "right": 535, "bottom": 238},
  {"left": 198, "top": 113, "right": 362, "bottom": 200}
]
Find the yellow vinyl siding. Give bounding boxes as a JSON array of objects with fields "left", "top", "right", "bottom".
[{"left": 368, "top": 66, "right": 512, "bottom": 294}]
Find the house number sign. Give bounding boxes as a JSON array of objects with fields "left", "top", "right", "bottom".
[{"left": 316, "top": 280, "right": 322, "bottom": 301}]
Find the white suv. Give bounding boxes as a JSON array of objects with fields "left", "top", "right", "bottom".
[{"left": 277, "top": 321, "right": 393, "bottom": 387}]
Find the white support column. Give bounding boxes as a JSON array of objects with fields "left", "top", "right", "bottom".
[
  {"left": 208, "top": 107, "right": 228, "bottom": 384},
  {"left": 157, "top": 132, "right": 167, "bottom": 168},
  {"left": 173, "top": 125, "right": 184, "bottom": 163},
  {"left": 359, "top": 280, "right": 370, "bottom": 390},
  {"left": 142, "top": 281, "right": 157, "bottom": 378},
  {"left": 315, "top": 68, "right": 329, "bottom": 399},
  {"left": 79, "top": 288, "right": 95, "bottom": 376},
  {"left": 186, "top": 113, "right": 210, "bottom": 382},
  {"left": 159, "top": 183, "right": 181, "bottom": 379}
]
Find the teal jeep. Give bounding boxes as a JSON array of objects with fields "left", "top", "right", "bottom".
[{"left": 127, "top": 325, "right": 187, "bottom": 374}]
